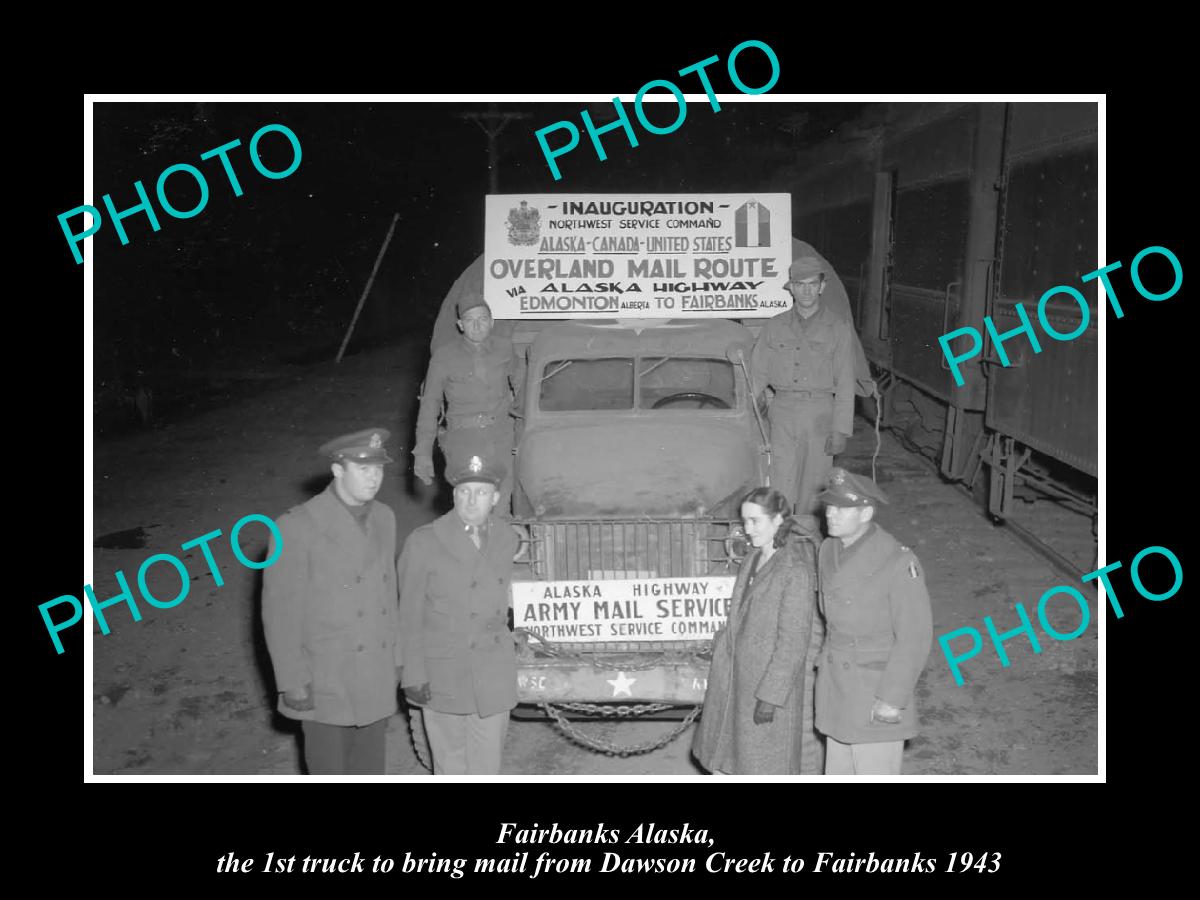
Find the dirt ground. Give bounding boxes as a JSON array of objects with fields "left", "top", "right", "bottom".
[{"left": 90, "top": 337, "right": 1098, "bottom": 776}]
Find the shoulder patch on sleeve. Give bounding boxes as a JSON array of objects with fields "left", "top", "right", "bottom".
[{"left": 896, "top": 546, "right": 922, "bottom": 578}]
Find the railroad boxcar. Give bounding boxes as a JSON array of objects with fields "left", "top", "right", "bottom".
[{"left": 775, "top": 102, "right": 1098, "bottom": 551}]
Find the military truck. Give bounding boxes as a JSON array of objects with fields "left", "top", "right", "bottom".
[
  {"left": 424, "top": 195, "right": 868, "bottom": 755},
  {"left": 505, "top": 314, "right": 768, "bottom": 752}
]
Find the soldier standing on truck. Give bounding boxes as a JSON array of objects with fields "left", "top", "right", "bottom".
[
  {"left": 412, "top": 294, "right": 523, "bottom": 514},
  {"left": 751, "top": 256, "right": 856, "bottom": 515}
]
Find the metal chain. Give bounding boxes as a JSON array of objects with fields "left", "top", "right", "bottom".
[
  {"left": 407, "top": 707, "right": 433, "bottom": 772},
  {"left": 586, "top": 656, "right": 683, "bottom": 672},
  {"left": 988, "top": 103, "right": 1014, "bottom": 342},
  {"left": 551, "top": 701, "right": 677, "bottom": 717},
  {"left": 515, "top": 628, "right": 711, "bottom": 670},
  {"left": 541, "top": 701, "right": 703, "bottom": 756}
]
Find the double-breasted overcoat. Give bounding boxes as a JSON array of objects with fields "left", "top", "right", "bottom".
[
  {"left": 815, "top": 524, "right": 933, "bottom": 744},
  {"left": 397, "top": 510, "right": 519, "bottom": 717},
  {"left": 262, "top": 484, "right": 402, "bottom": 726},
  {"left": 692, "top": 539, "right": 822, "bottom": 774}
]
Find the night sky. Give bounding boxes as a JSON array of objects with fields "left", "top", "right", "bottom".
[{"left": 90, "top": 100, "right": 868, "bottom": 425}]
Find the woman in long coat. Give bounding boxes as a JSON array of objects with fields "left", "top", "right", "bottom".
[{"left": 692, "top": 487, "right": 824, "bottom": 775}]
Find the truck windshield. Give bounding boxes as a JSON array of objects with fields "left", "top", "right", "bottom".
[
  {"left": 540, "top": 358, "right": 635, "bottom": 411},
  {"left": 639, "top": 357, "right": 735, "bottom": 410},
  {"left": 539, "top": 357, "right": 736, "bottom": 411}
]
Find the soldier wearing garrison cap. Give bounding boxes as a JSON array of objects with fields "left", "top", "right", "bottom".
[
  {"left": 261, "top": 428, "right": 401, "bottom": 774},
  {"left": 397, "top": 446, "right": 519, "bottom": 774},
  {"left": 750, "top": 255, "right": 856, "bottom": 515},
  {"left": 413, "top": 291, "right": 525, "bottom": 515},
  {"left": 814, "top": 468, "right": 933, "bottom": 775}
]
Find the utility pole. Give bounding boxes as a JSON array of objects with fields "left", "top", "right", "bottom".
[{"left": 457, "top": 105, "right": 531, "bottom": 193}]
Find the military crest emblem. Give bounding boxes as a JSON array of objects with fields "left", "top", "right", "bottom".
[
  {"left": 369, "top": 432, "right": 382, "bottom": 449},
  {"left": 831, "top": 468, "right": 846, "bottom": 485},
  {"left": 468, "top": 455, "right": 484, "bottom": 473},
  {"left": 506, "top": 201, "right": 540, "bottom": 246}
]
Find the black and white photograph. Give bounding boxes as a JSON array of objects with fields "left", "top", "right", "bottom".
[{"left": 75, "top": 94, "right": 1109, "bottom": 779}]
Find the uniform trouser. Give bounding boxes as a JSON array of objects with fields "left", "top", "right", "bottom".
[
  {"left": 798, "top": 664, "right": 825, "bottom": 775},
  {"left": 301, "top": 718, "right": 388, "bottom": 775},
  {"left": 824, "top": 737, "right": 904, "bottom": 775},
  {"left": 768, "top": 396, "right": 836, "bottom": 516},
  {"left": 439, "top": 420, "right": 515, "bottom": 515},
  {"left": 422, "top": 708, "right": 509, "bottom": 775}
]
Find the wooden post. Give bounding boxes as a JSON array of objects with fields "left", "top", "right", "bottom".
[
  {"left": 457, "top": 106, "right": 531, "bottom": 193},
  {"left": 336, "top": 212, "right": 399, "bottom": 363}
]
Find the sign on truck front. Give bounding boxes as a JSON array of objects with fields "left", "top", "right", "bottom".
[{"left": 485, "top": 193, "right": 792, "bottom": 319}]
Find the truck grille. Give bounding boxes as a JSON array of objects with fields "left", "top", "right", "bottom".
[
  {"left": 517, "top": 518, "right": 742, "bottom": 581},
  {"left": 511, "top": 518, "right": 743, "bottom": 653}
]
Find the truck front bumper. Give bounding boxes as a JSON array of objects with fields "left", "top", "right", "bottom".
[{"left": 516, "top": 656, "right": 711, "bottom": 704}]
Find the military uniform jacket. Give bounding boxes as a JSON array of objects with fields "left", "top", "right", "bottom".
[
  {"left": 397, "top": 511, "right": 519, "bottom": 717},
  {"left": 691, "top": 540, "right": 820, "bottom": 774},
  {"left": 750, "top": 304, "right": 856, "bottom": 436},
  {"left": 413, "top": 334, "right": 523, "bottom": 458},
  {"left": 262, "top": 485, "right": 401, "bottom": 727},
  {"left": 815, "top": 524, "right": 933, "bottom": 743}
]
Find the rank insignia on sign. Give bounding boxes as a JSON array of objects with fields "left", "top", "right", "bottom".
[
  {"left": 734, "top": 198, "right": 771, "bottom": 248},
  {"left": 506, "top": 201, "right": 540, "bottom": 246}
]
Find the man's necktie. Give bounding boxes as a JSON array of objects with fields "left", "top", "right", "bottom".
[{"left": 467, "top": 525, "right": 482, "bottom": 550}]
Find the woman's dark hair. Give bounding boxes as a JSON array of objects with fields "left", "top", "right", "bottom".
[{"left": 741, "top": 487, "right": 821, "bottom": 549}]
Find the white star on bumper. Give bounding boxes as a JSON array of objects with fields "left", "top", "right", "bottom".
[{"left": 606, "top": 671, "right": 637, "bottom": 698}]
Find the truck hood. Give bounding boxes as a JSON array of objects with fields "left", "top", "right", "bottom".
[{"left": 517, "top": 417, "right": 759, "bottom": 517}]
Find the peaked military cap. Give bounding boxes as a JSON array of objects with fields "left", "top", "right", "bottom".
[
  {"left": 319, "top": 427, "right": 394, "bottom": 464},
  {"left": 818, "top": 467, "right": 889, "bottom": 508},
  {"left": 447, "top": 453, "right": 506, "bottom": 487},
  {"left": 788, "top": 256, "right": 824, "bottom": 281}
]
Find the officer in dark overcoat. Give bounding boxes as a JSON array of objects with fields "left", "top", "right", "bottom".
[
  {"left": 262, "top": 428, "right": 402, "bottom": 775},
  {"left": 814, "top": 468, "right": 933, "bottom": 775},
  {"left": 397, "top": 449, "right": 519, "bottom": 774}
]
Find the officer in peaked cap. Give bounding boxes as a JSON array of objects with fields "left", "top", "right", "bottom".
[
  {"left": 413, "top": 286, "right": 525, "bottom": 516},
  {"left": 816, "top": 466, "right": 889, "bottom": 508},
  {"left": 445, "top": 450, "right": 505, "bottom": 487},
  {"left": 318, "top": 427, "right": 396, "bottom": 465},
  {"left": 813, "top": 467, "right": 933, "bottom": 775},
  {"left": 396, "top": 447, "right": 519, "bottom": 774},
  {"left": 261, "top": 427, "right": 401, "bottom": 774},
  {"left": 750, "top": 255, "right": 856, "bottom": 515}
]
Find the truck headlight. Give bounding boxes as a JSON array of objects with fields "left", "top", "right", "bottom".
[{"left": 724, "top": 526, "right": 749, "bottom": 562}]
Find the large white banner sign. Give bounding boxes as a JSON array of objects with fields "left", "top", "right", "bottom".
[
  {"left": 484, "top": 194, "right": 792, "bottom": 319},
  {"left": 513, "top": 576, "right": 736, "bottom": 642}
]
